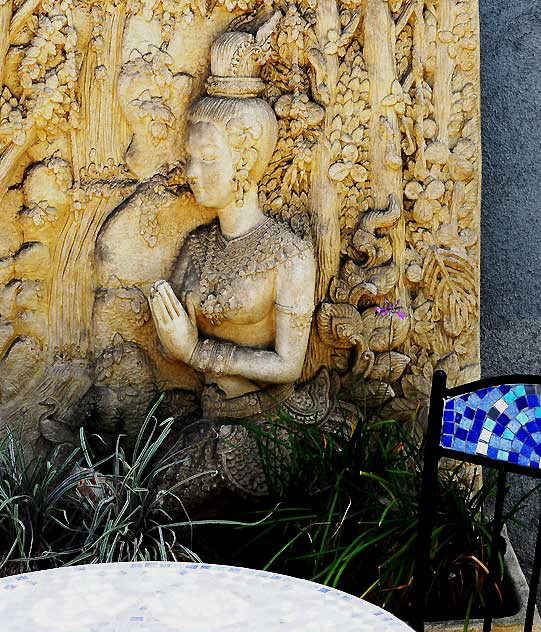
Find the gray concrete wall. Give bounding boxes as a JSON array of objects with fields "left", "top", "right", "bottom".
[{"left": 479, "top": 0, "right": 541, "bottom": 607}]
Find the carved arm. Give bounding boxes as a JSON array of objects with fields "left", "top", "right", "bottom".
[{"left": 150, "top": 249, "right": 316, "bottom": 384}]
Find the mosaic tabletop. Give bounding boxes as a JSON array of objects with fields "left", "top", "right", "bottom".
[
  {"left": 442, "top": 383, "right": 541, "bottom": 470},
  {"left": 0, "top": 561, "right": 414, "bottom": 631}
]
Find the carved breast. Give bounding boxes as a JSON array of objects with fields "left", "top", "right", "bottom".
[{"left": 184, "top": 217, "right": 311, "bottom": 328}]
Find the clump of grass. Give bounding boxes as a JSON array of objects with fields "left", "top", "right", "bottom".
[
  {"left": 66, "top": 396, "right": 203, "bottom": 564},
  {"left": 219, "top": 404, "right": 526, "bottom": 622},
  {"left": 0, "top": 398, "right": 209, "bottom": 571},
  {"left": 0, "top": 426, "right": 91, "bottom": 575},
  {"left": 0, "top": 396, "right": 269, "bottom": 574}
]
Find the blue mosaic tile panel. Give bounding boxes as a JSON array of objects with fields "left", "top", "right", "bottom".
[{"left": 441, "top": 384, "right": 541, "bottom": 470}]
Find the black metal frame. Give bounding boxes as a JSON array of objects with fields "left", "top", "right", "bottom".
[{"left": 412, "top": 370, "right": 541, "bottom": 632}]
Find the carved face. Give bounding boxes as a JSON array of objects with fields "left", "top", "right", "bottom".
[{"left": 186, "top": 121, "right": 236, "bottom": 209}]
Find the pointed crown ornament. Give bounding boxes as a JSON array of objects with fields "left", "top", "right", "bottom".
[{"left": 206, "top": 12, "right": 281, "bottom": 98}]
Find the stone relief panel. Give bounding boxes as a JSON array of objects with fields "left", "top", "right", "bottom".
[{"left": 0, "top": 0, "right": 481, "bottom": 479}]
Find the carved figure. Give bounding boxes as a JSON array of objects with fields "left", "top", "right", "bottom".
[{"left": 148, "top": 20, "right": 332, "bottom": 505}]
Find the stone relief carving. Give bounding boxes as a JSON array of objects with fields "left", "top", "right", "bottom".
[{"left": 0, "top": 0, "right": 481, "bottom": 497}]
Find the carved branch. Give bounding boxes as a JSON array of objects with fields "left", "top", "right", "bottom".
[
  {"left": 0, "top": 1, "right": 13, "bottom": 88},
  {"left": 395, "top": 0, "right": 416, "bottom": 36},
  {"left": 412, "top": 0, "right": 428, "bottom": 180},
  {"left": 309, "top": 0, "right": 341, "bottom": 303},
  {"left": 0, "top": 132, "right": 34, "bottom": 201},
  {"left": 434, "top": 0, "right": 457, "bottom": 145},
  {"left": 9, "top": 0, "right": 41, "bottom": 41}
]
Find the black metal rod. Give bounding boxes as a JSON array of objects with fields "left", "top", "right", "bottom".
[
  {"left": 412, "top": 370, "right": 447, "bottom": 632},
  {"left": 524, "top": 501, "right": 541, "bottom": 632},
  {"left": 482, "top": 469, "right": 507, "bottom": 632}
]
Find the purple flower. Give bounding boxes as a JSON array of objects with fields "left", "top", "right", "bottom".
[{"left": 375, "top": 300, "right": 406, "bottom": 320}]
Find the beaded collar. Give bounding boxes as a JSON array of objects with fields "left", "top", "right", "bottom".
[{"left": 188, "top": 217, "right": 310, "bottom": 325}]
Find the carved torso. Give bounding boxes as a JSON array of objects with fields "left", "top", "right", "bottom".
[{"left": 173, "top": 217, "right": 312, "bottom": 345}]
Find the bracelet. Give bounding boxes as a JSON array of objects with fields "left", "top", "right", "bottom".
[{"left": 190, "top": 338, "right": 236, "bottom": 376}]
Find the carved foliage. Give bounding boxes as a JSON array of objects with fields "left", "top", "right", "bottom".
[{"left": 0, "top": 0, "right": 481, "bottom": 444}]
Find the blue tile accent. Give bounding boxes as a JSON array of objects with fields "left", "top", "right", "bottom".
[
  {"left": 464, "top": 407, "right": 475, "bottom": 420},
  {"left": 456, "top": 428, "right": 468, "bottom": 440},
  {"left": 443, "top": 421, "right": 454, "bottom": 434},
  {"left": 504, "top": 391, "right": 516, "bottom": 404},
  {"left": 440, "top": 384, "right": 541, "bottom": 472}
]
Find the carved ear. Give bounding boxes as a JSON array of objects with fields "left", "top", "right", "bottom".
[{"left": 243, "top": 148, "right": 258, "bottom": 172}]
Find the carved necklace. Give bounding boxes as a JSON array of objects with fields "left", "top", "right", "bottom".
[{"left": 189, "top": 217, "right": 307, "bottom": 326}]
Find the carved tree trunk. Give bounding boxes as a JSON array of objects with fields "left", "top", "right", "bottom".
[
  {"left": 363, "top": 0, "right": 408, "bottom": 311},
  {"left": 310, "top": 0, "right": 341, "bottom": 303},
  {"left": 0, "top": 132, "right": 35, "bottom": 200},
  {"left": 434, "top": 0, "right": 457, "bottom": 145}
]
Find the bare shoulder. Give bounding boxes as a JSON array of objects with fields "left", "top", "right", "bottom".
[
  {"left": 271, "top": 219, "right": 315, "bottom": 301},
  {"left": 266, "top": 217, "right": 314, "bottom": 270}
]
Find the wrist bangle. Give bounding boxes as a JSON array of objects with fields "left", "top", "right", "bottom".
[{"left": 190, "top": 339, "right": 235, "bottom": 376}]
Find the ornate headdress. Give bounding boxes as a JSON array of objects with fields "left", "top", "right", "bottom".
[{"left": 206, "top": 13, "right": 281, "bottom": 99}]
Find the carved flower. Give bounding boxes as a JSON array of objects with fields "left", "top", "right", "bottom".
[
  {"left": 323, "top": 29, "right": 340, "bottom": 55},
  {"left": 381, "top": 79, "right": 412, "bottom": 116},
  {"left": 423, "top": 139, "right": 475, "bottom": 182},
  {"left": 438, "top": 13, "right": 477, "bottom": 71},
  {"left": 329, "top": 144, "right": 368, "bottom": 183},
  {"left": 26, "top": 201, "right": 58, "bottom": 226},
  {"left": 226, "top": 115, "right": 262, "bottom": 151},
  {"left": 405, "top": 178, "right": 446, "bottom": 226},
  {"left": 275, "top": 93, "right": 324, "bottom": 137}
]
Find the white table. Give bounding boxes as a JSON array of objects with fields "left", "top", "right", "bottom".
[{"left": 0, "top": 562, "right": 415, "bottom": 631}]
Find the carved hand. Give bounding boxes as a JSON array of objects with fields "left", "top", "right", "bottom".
[{"left": 149, "top": 281, "right": 198, "bottom": 363}]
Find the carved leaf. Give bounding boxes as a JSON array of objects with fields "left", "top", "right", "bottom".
[
  {"left": 448, "top": 153, "right": 474, "bottom": 181},
  {"left": 329, "top": 162, "right": 349, "bottom": 181},
  {"left": 339, "top": 11, "right": 361, "bottom": 43},
  {"left": 365, "top": 381, "right": 395, "bottom": 407},
  {"left": 350, "top": 164, "right": 368, "bottom": 183},
  {"left": 422, "top": 248, "right": 477, "bottom": 338},
  {"left": 412, "top": 329, "right": 433, "bottom": 352},
  {"left": 349, "top": 265, "right": 399, "bottom": 305},
  {"left": 402, "top": 374, "right": 431, "bottom": 402},
  {"left": 317, "top": 303, "right": 366, "bottom": 349},
  {"left": 256, "top": 11, "right": 281, "bottom": 41},
  {"left": 369, "top": 311, "right": 410, "bottom": 352},
  {"left": 39, "top": 418, "right": 76, "bottom": 445},
  {"left": 459, "top": 363, "right": 480, "bottom": 384},
  {"left": 381, "top": 397, "right": 417, "bottom": 422},
  {"left": 434, "top": 352, "right": 461, "bottom": 386},
  {"left": 368, "top": 351, "right": 411, "bottom": 383}
]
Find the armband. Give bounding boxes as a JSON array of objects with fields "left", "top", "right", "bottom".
[{"left": 190, "top": 338, "right": 236, "bottom": 376}]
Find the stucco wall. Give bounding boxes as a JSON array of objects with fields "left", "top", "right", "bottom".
[{"left": 479, "top": 1, "right": 541, "bottom": 604}]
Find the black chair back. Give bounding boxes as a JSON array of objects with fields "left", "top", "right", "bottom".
[{"left": 413, "top": 370, "right": 541, "bottom": 632}]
